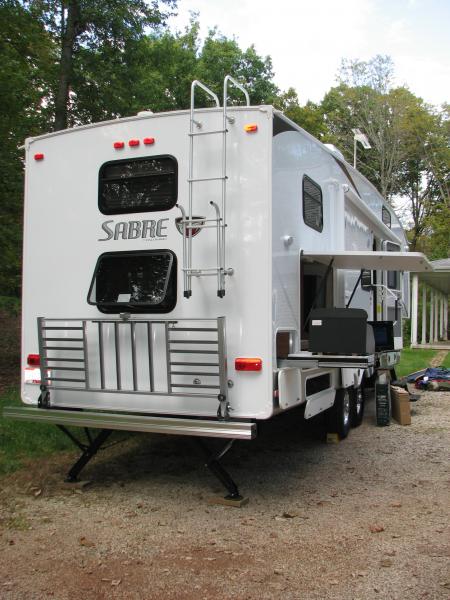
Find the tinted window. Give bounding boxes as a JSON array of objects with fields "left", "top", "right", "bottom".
[
  {"left": 88, "top": 251, "right": 177, "bottom": 313},
  {"left": 303, "top": 175, "right": 323, "bottom": 232},
  {"left": 99, "top": 156, "right": 177, "bottom": 215},
  {"left": 382, "top": 206, "right": 391, "bottom": 228},
  {"left": 385, "top": 241, "right": 400, "bottom": 290}
]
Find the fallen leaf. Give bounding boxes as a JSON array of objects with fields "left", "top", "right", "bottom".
[
  {"left": 370, "top": 524, "right": 385, "bottom": 533},
  {"left": 34, "top": 489, "right": 42, "bottom": 497},
  {"left": 111, "top": 580, "right": 121, "bottom": 586},
  {"left": 380, "top": 559, "right": 393, "bottom": 567},
  {"left": 390, "top": 502, "right": 402, "bottom": 508},
  {"left": 282, "top": 512, "right": 296, "bottom": 519},
  {"left": 439, "top": 582, "right": 450, "bottom": 588},
  {"left": 79, "top": 536, "right": 95, "bottom": 548}
]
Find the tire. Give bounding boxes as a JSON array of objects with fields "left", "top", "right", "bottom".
[
  {"left": 326, "top": 388, "right": 351, "bottom": 439},
  {"left": 349, "top": 385, "right": 365, "bottom": 428}
]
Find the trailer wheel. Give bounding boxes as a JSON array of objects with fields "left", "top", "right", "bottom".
[
  {"left": 326, "top": 388, "right": 351, "bottom": 439},
  {"left": 349, "top": 385, "right": 365, "bottom": 428}
]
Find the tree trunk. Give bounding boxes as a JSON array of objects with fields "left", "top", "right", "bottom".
[{"left": 54, "top": 0, "right": 80, "bottom": 131}]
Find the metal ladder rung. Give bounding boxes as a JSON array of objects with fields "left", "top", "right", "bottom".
[
  {"left": 171, "top": 384, "right": 220, "bottom": 389},
  {"left": 168, "top": 340, "right": 218, "bottom": 345},
  {"left": 44, "top": 358, "right": 85, "bottom": 363},
  {"left": 170, "top": 362, "right": 220, "bottom": 367},
  {"left": 45, "top": 377, "right": 86, "bottom": 383},
  {"left": 170, "top": 328, "right": 218, "bottom": 332},
  {"left": 43, "top": 337, "right": 83, "bottom": 342},
  {"left": 171, "top": 371, "right": 220, "bottom": 376},
  {"left": 47, "top": 366, "right": 86, "bottom": 372},
  {"left": 42, "top": 327, "right": 83, "bottom": 330},
  {"left": 43, "top": 346, "right": 84, "bottom": 351},
  {"left": 189, "top": 129, "right": 227, "bottom": 137},
  {"left": 188, "top": 176, "right": 227, "bottom": 183},
  {"left": 169, "top": 349, "right": 219, "bottom": 355}
]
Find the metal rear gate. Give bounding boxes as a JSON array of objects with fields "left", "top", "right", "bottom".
[{"left": 37, "top": 317, "right": 228, "bottom": 408}]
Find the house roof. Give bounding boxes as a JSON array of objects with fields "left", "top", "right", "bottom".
[{"left": 415, "top": 258, "right": 450, "bottom": 295}]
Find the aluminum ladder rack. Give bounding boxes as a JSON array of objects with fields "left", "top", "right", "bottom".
[{"left": 178, "top": 75, "right": 250, "bottom": 298}]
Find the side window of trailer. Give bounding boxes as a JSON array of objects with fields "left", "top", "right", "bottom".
[
  {"left": 99, "top": 156, "right": 177, "bottom": 215},
  {"left": 302, "top": 175, "right": 323, "bottom": 232},
  {"left": 87, "top": 250, "right": 177, "bottom": 313},
  {"left": 384, "top": 241, "right": 401, "bottom": 290}
]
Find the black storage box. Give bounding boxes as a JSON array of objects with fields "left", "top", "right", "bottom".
[
  {"left": 309, "top": 308, "right": 373, "bottom": 355},
  {"left": 368, "top": 321, "right": 395, "bottom": 352}
]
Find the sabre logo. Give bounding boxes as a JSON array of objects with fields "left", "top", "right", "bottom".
[{"left": 99, "top": 218, "right": 169, "bottom": 241}]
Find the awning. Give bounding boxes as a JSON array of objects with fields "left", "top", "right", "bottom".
[{"left": 302, "top": 250, "right": 434, "bottom": 272}]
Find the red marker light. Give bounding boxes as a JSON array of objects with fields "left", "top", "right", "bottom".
[
  {"left": 113, "top": 141, "right": 125, "bottom": 149},
  {"left": 235, "top": 357, "right": 262, "bottom": 372},
  {"left": 143, "top": 137, "right": 155, "bottom": 145},
  {"left": 27, "top": 354, "right": 40, "bottom": 367},
  {"left": 34, "top": 153, "right": 44, "bottom": 161},
  {"left": 244, "top": 124, "right": 258, "bottom": 133},
  {"left": 129, "top": 139, "right": 140, "bottom": 147}
]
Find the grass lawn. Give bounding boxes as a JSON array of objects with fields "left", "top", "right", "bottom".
[
  {"left": 396, "top": 347, "right": 439, "bottom": 379},
  {"left": 0, "top": 388, "right": 72, "bottom": 476},
  {"left": 442, "top": 352, "right": 450, "bottom": 369}
]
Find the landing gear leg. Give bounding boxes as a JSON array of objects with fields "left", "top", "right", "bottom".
[
  {"left": 57, "top": 426, "right": 113, "bottom": 482},
  {"left": 196, "top": 439, "right": 246, "bottom": 504}
]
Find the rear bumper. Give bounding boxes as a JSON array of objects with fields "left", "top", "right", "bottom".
[{"left": 3, "top": 406, "right": 256, "bottom": 440}]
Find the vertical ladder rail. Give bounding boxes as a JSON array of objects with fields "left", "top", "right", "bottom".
[
  {"left": 219, "top": 76, "right": 250, "bottom": 296},
  {"left": 187, "top": 81, "right": 220, "bottom": 299}
]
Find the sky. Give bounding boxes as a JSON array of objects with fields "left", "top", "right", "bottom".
[{"left": 168, "top": 0, "right": 450, "bottom": 107}]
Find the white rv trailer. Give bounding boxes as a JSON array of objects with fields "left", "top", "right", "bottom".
[{"left": 6, "top": 77, "right": 434, "bottom": 498}]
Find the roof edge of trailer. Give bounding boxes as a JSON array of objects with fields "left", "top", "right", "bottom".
[
  {"left": 273, "top": 110, "right": 404, "bottom": 241},
  {"left": 24, "top": 105, "right": 274, "bottom": 147}
]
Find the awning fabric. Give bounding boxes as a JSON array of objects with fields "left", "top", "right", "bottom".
[{"left": 302, "top": 250, "right": 434, "bottom": 272}]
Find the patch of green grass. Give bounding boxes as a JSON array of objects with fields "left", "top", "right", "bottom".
[
  {"left": 442, "top": 352, "right": 450, "bottom": 369},
  {"left": 0, "top": 388, "right": 72, "bottom": 476},
  {"left": 0, "top": 296, "right": 20, "bottom": 316},
  {"left": 396, "top": 348, "right": 438, "bottom": 379}
]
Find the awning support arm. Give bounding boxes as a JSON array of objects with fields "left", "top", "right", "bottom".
[{"left": 346, "top": 270, "right": 363, "bottom": 308}]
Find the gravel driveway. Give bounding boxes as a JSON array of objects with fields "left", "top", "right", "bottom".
[{"left": 1, "top": 389, "right": 449, "bottom": 599}]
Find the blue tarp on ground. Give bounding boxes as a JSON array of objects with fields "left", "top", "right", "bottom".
[{"left": 407, "top": 367, "right": 450, "bottom": 391}]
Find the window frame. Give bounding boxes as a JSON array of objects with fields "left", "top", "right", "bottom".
[
  {"left": 302, "top": 175, "right": 324, "bottom": 233},
  {"left": 98, "top": 155, "right": 178, "bottom": 216},
  {"left": 382, "top": 206, "right": 392, "bottom": 228},
  {"left": 87, "top": 249, "right": 177, "bottom": 314}
]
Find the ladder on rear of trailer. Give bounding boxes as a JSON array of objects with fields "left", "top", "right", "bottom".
[{"left": 177, "top": 76, "right": 250, "bottom": 298}]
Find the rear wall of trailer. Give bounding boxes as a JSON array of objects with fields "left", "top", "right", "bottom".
[{"left": 22, "top": 107, "right": 276, "bottom": 419}]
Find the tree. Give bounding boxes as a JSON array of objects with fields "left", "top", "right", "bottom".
[
  {"left": 24, "top": 0, "right": 176, "bottom": 129},
  {"left": 0, "top": 0, "right": 55, "bottom": 296},
  {"left": 274, "top": 88, "right": 327, "bottom": 139}
]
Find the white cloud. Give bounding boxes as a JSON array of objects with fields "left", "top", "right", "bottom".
[{"left": 169, "top": 0, "right": 450, "bottom": 106}]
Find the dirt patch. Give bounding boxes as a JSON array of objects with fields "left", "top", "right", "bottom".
[
  {"left": 430, "top": 350, "right": 449, "bottom": 368},
  {"left": 1, "top": 390, "right": 449, "bottom": 599}
]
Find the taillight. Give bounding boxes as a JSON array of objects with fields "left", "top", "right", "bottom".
[
  {"left": 34, "top": 153, "right": 44, "bottom": 160},
  {"left": 113, "top": 141, "right": 125, "bottom": 149},
  {"left": 129, "top": 139, "right": 140, "bottom": 147},
  {"left": 27, "top": 354, "right": 40, "bottom": 367},
  {"left": 143, "top": 137, "right": 155, "bottom": 145},
  {"left": 235, "top": 357, "right": 262, "bottom": 371}
]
